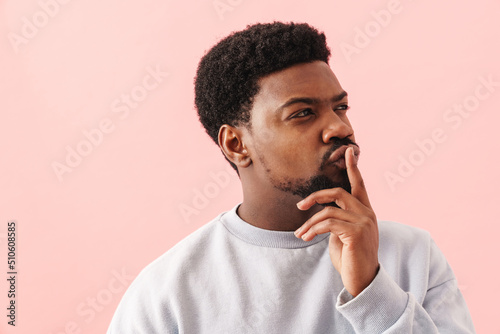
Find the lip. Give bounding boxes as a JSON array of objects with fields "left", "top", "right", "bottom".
[{"left": 326, "top": 145, "right": 360, "bottom": 168}]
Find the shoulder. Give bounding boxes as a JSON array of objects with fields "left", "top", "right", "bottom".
[
  {"left": 378, "top": 220, "right": 431, "bottom": 249},
  {"left": 116, "top": 209, "right": 230, "bottom": 301},
  {"left": 107, "top": 210, "right": 230, "bottom": 332},
  {"left": 377, "top": 220, "right": 455, "bottom": 294},
  {"left": 377, "top": 220, "right": 433, "bottom": 264},
  {"left": 136, "top": 210, "right": 228, "bottom": 285},
  {"left": 377, "top": 220, "right": 433, "bottom": 282}
]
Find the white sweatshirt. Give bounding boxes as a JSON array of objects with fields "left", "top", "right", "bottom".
[{"left": 107, "top": 203, "right": 476, "bottom": 333}]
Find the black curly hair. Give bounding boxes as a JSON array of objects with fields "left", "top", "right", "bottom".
[{"left": 194, "top": 21, "right": 331, "bottom": 174}]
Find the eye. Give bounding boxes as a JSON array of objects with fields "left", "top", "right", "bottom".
[
  {"left": 335, "top": 104, "right": 350, "bottom": 112},
  {"left": 291, "top": 108, "right": 314, "bottom": 118}
]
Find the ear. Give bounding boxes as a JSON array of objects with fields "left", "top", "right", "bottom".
[{"left": 218, "top": 124, "right": 252, "bottom": 169}]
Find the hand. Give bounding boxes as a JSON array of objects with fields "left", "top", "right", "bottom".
[{"left": 294, "top": 147, "right": 379, "bottom": 297}]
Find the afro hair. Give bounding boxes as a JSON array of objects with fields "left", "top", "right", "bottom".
[{"left": 194, "top": 21, "right": 331, "bottom": 173}]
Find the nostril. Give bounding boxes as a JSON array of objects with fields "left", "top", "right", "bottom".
[{"left": 322, "top": 126, "right": 353, "bottom": 144}]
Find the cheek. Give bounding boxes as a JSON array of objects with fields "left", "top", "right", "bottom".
[
  {"left": 256, "top": 137, "right": 316, "bottom": 174},
  {"left": 252, "top": 118, "right": 322, "bottom": 172}
]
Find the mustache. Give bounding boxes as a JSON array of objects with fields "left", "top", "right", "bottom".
[{"left": 321, "top": 138, "right": 359, "bottom": 167}]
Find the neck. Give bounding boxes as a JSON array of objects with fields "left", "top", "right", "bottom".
[{"left": 237, "top": 181, "right": 323, "bottom": 232}]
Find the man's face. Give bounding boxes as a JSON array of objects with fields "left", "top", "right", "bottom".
[{"left": 243, "top": 61, "right": 359, "bottom": 204}]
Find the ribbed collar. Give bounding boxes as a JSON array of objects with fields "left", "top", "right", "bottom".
[{"left": 220, "top": 203, "right": 330, "bottom": 249}]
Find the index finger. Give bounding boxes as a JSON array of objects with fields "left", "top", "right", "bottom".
[{"left": 346, "top": 146, "right": 372, "bottom": 209}]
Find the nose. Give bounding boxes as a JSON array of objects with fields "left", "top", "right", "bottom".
[{"left": 321, "top": 111, "right": 354, "bottom": 144}]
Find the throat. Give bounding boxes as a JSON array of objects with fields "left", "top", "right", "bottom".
[{"left": 237, "top": 197, "right": 321, "bottom": 231}]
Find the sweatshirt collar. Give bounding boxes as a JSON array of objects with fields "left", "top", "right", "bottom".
[{"left": 220, "top": 203, "right": 329, "bottom": 249}]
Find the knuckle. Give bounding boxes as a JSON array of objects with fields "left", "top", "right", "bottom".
[
  {"left": 337, "top": 187, "right": 348, "bottom": 196},
  {"left": 326, "top": 218, "right": 336, "bottom": 225},
  {"left": 364, "top": 210, "right": 377, "bottom": 223},
  {"left": 360, "top": 216, "right": 372, "bottom": 225},
  {"left": 302, "top": 220, "right": 313, "bottom": 230},
  {"left": 330, "top": 187, "right": 342, "bottom": 196},
  {"left": 325, "top": 206, "right": 337, "bottom": 214},
  {"left": 308, "top": 224, "right": 318, "bottom": 234}
]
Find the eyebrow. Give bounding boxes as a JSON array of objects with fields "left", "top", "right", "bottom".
[{"left": 276, "top": 91, "right": 348, "bottom": 113}]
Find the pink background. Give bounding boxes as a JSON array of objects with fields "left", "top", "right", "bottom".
[{"left": 1, "top": 0, "right": 498, "bottom": 333}]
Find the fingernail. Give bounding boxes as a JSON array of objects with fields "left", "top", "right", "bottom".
[{"left": 296, "top": 199, "right": 304, "bottom": 207}]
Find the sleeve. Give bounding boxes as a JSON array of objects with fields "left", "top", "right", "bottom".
[
  {"left": 335, "top": 238, "right": 476, "bottom": 333},
  {"left": 106, "top": 268, "right": 178, "bottom": 334}
]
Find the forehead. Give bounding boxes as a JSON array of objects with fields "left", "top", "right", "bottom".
[{"left": 255, "top": 61, "right": 343, "bottom": 105}]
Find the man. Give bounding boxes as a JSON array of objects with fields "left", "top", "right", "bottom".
[{"left": 107, "top": 22, "right": 475, "bottom": 333}]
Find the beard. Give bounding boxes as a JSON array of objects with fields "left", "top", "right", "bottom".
[
  {"left": 260, "top": 138, "right": 358, "bottom": 208},
  {"left": 272, "top": 169, "right": 351, "bottom": 208}
]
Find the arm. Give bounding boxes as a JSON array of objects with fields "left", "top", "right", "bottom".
[
  {"left": 294, "top": 147, "right": 475, "bottom": 333},
  {"left": 336, "top": 261, "right": 475, "bottom": 333}
]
